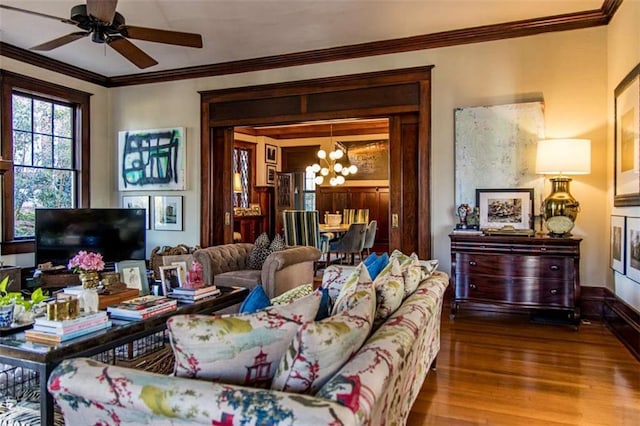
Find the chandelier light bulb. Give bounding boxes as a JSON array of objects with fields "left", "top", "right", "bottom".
[
  {"left": 321, "top": 167, "right": 329, "bottom": 176},
  {"left": 342, "top": 168, "right": 350, "bottom": 176},
  {"left": 317, "top": 150, "right": 327, "bottom": 159},
  {"left": 330, "top": 177, "right": 337, "bottom": 186},
  {"left": 314, "top": 176, "right": 324, "bottom": 184},
  {"left": 329, "top": 151, "right": 337, "bottom": 160},
  {"left": 312, "top": 163, "right": 321, "bottom": 173},
  {"left": 334, "top": 163, "right": 343, "bottom": 172},
  {"left": 305, "top": 165, "right": 313, "bottom": 174},
  {"left": 336, "top": 175, "right": 345, "bottom": 185},
  {"left": 349, "top": 165, "right": 358, "bottom": 174},
  {"left": 334, "top": 149, "right": 344, "bottom": 159}
]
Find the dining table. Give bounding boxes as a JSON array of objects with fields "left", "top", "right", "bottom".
[{"left": 319, "top": 223, "right": 351, "bottom": 234}]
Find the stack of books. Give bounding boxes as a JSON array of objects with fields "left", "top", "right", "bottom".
[
  {"left": 25, "top": 311, "right": 111, "bottom": 344},
  {"left": 106, "top": 295, "right": 177, "bottom": 320},
  {"left": 168, "top": 285, "right": 221, "bottom": 303}
]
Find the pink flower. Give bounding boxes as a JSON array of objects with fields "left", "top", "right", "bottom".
[{"left": 68, "top": 251, "right": 105, "bottom": 272}]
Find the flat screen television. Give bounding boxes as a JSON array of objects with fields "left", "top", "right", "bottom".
[{"left": 35, "top": 208, "right": 146, "bottom": 269}]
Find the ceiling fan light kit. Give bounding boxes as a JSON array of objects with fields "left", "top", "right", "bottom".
[{"left": 1, "top": 0, "right": 203, "bottom": 69}]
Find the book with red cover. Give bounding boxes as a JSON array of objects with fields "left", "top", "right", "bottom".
[{"left": 106, "top": 295, "right": 177, "bottom": 320}]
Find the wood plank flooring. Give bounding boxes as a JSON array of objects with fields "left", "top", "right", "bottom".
[{"left": 407, "top": 308, "right": 640, "bottom": 426}]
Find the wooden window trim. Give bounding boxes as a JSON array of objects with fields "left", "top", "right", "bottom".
[{"left": 0, "top": 70, "right": 91, "bottom": 255}]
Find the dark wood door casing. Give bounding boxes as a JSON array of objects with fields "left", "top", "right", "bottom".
[{"left": 200, "top": 66, "right": 433, "bottom": 259}]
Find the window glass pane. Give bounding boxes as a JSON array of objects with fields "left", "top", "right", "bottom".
[
  {"left": 13, "top": 131, "right": 32, "bottom": 166},
  {"left": 14, "top": 166, "right": 74, "bottom": 238},
  {"left": 303, "top": 193, "right": 316, "bottom": 211},
  {"left": 12, "top": 95, "right": 32, "bottom": 131},
  {"left": 33, "top": 99, "right": 52, "bottom": 134},
  {"left": 34, "top": 134, "right": 53, "bottom": 167},
  {"left": 54, "top": 137, "right": 73, "bottom": 168},
  {"left": 54, "top": 104, "right": 72, "bottom": 137}
]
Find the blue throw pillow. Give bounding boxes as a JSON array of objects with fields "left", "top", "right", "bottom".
[
  {"left": 364, "top": 252, "right": 378, "bottom": 266},
  {"left": 239, "top": 285, "right": 271, "bottom": 314},
  {"left": 314, "top": 287, "right": 332, "bottom": 321},
  {"left": 368, "top": 252, "right": 389, "bottom": 280}
]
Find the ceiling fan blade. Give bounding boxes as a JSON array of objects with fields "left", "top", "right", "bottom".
[
  {"left": 31, "top": 32, "right": 89, "bottom": 51},
  {"left": 86, "top": 0, "right": 117, "bottom": 24},
  {"left": 0, "top": 4, "right": 77, "bottom": 25},
  {"left": 108, "top": 37, "right": 158, "bottom": 69},
  {"left": 120, "top": 25, "right": 203, "bottom": 48}
]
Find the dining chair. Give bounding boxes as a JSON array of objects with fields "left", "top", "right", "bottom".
[
  {"left": 362, "top": 220, "right": 377, "bottom": 257},
  {"left": 343, "top": 208, "right": 369, "bottom": 224},
  {"left": 328, "top": 223, "right": 367, "bottom": 265},
  {"left": 282, "top": 210, "right": 331, "bottom": 270}
]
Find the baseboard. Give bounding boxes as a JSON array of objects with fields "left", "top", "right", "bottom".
[{"left": 579, "top": 286, "right": 640, "bottom": 362}]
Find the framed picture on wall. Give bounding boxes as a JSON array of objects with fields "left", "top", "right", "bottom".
[
  {"left": 266, "top": 165, "right": 276, "bottom": 185},
  {"left": 153, "top": 195, "right": 183, "bottom": 231},
  {"left": 122, "top": 195, "right": 150, "bottom": 229},
  {"left": 265, "top": 144, "right": 277, "bottom": 164},
  {"left": 626, "top": 216, "right": 640, "bottom": 283},
  {"left": 611, "top": 215, "right": 626, "bottom": 274},
  {"left": 614, "top": 63, "right": 640, "bottom": 206},
  {"left": 476, "top": 188, "right": 534, "bottom": 230}
]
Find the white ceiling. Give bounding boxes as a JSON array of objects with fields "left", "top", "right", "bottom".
[{"left": 0, "top": 0, "right": 603, "bottom": 77}]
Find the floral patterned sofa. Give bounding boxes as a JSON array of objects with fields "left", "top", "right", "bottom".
[{"left": 47, "top": 261, "right": 448, "bottom": 425}]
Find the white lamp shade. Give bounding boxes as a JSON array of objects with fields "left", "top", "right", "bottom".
[{"left": 536, "top": 139, "right": 591, "bottom": 175}]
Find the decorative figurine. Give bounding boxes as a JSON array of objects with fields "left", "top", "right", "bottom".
[
  {"left": 456, "top": 204, "right": 472, "bottom": 229},
  {"left": 185, "top": 261, "right": 204, "bottom": 289}
]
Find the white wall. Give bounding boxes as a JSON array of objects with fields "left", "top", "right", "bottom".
[
  {"left": 1, "top": 23, "right": 613, "bottom": 295},
  {"left": 608, "top": 0, "right": 640, "bottom": 310}
]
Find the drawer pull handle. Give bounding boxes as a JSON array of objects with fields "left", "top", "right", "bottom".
[
  {"left": 549, "top": 265, "right": 560, "bottom": 271},
  {"left": 469, "top": 283, "right": 477, "bottom": 290},
  {"left": 469, "top": 261, "right": 477, "bottom": 266},
  {"left": 550, "top": 289, "right": 558, "bottom": 295}
]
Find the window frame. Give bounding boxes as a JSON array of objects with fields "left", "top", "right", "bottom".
[
  {"left": 233, "top": 140, "right": 256, "bottom": 209},
  {"left": 0, "top": 70, "right": 91, "bottom": 255}
]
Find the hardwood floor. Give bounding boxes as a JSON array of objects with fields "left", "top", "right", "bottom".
[{"left": 407, "top": 307, "right": 640, "bottom": 426}]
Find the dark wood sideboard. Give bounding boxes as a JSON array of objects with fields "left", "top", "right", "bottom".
[{"left": 449, "top": 234, "right": 582, "bottom": 320}]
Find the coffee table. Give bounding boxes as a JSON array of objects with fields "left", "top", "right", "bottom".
[{"left": 0, "top": 285, "right": 248, "bottom": 425}]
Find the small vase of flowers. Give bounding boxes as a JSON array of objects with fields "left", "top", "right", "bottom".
[{"left": 68, "top": 251, "right": 105, "bottom": 313}]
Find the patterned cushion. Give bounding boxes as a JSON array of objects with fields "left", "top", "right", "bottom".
[
  {"left": 247, "top": 232, "right": 271, "bottom": 269},
  {"left": 331, "top": 263, "right": 370, "bottom": 315},
  {"left": 271, "top": 272, "right": 375, "bottom": 394},
  {"left": 270, "top": 283, "right": 313, "bottom": 305},
  {"left": 403, "top": 253, "right": 423, "bottom": 297},
  {"left": 167, "top": 292, "right": 321, "bottom": 387},
  {"left": 269, "top": 233, "right": 287, "bottom": 252},
  {"left": 372, "top": 258, "right": 405, "bottom": 327},
  {"left": 320, "top": 265, "right": 358, "bottom": 301}
]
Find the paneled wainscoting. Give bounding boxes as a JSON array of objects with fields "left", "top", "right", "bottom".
[{"left": 407, "top": 301, "right": 640, "bottom": 425}]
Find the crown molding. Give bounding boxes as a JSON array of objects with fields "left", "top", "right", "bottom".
[
  {"left": 1, "top": 0, "right": 622, "bottom": 88},
  {"left": 0, "top": 42, "right": 109, "bottom": 87}
]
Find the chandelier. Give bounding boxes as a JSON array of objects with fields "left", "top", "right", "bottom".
[{"left": 306, "top": 126, "right": 357, "bottom": 186}]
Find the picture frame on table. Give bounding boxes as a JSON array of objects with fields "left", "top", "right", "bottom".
[
  {"left": 266, "top": 165, "right": 276, "bottom": 185},
  {"left": 116, "top": 260, "right": 149, "bottom": 295},
  {"left": 611, "top": 215, "right": 626, "bottom": 274},
  {"left": 154, "top": 195, "right": 183, "bottom": 231},
  {"left": 159, "top": 265, "right": 183, "bottom": 294},
  {"left": 265, "top": 144, "right": 277, "bottom": 164},
  {"left": 476, "top": 188, "right": 534, "bottom": 230},
  {"left": 614, "top": 63, "right": 640, "bottom": 207},
  {"left": 162, "top": 254, "right": 194, "bottom": 284},
  {"left": 626, "top": 217, "right": 640, "bottom": 283}
]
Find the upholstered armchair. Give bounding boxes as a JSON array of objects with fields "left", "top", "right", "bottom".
[{"left": 193, "top": 243, "right": 321, "bottom": 298}]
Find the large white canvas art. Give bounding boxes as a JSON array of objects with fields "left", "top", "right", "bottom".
[
  {"left": 455, "top": 101, "right": 545, "bottom": 213},
  {"left": 118, "top": 127, "right": 186, "bottom": 191}
]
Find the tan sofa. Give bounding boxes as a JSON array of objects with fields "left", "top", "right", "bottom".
[{"left": 192, "top": 243, "right": 321, "bottom": 298}]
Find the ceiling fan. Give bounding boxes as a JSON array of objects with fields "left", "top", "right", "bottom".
[{"left": 0, "top": 0, "right": 203, "bottom": 69}]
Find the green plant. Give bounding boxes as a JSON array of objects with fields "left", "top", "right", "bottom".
[{"left": 0, "top": 276, "right": 47, "bottom": 310}]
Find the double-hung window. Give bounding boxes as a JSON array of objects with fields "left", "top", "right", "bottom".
[{"left": 0, "top": 71, "right": 90, "bottom": 255}]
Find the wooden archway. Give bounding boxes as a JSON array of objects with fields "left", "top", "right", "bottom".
[{"left": 200, "top": 66, "right": 433, "bottom": 259}]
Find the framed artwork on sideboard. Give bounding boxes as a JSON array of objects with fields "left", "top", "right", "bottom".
[{"left": 476, "top": 188, "right": 534, "bottom": 230}]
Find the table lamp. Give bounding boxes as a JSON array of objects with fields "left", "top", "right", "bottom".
[{"left": 535, "top": 138, "right": 591, "bottom": 236}]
